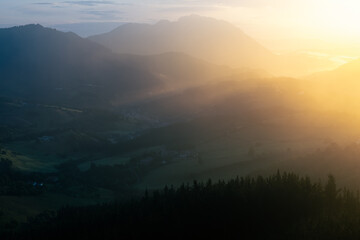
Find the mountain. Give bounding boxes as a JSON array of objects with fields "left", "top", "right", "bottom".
[
  {"left": 305, "top": 58, "right": 360, "bottom": 112},
  {"left": 89, "top": 15, "right": 333, "bottom": 76},
  {"left": 315, "top": 58, "right": 360, "bottom": 80},
  {"left": 51, "top": 22, "right": 125, "bottom": 38},
  {"left": 0, "top": 24, "right": 233, "bottom": 108},
  {"left": 0, "top": 24, "right": 161, "bottom": 107},
  {"left": 89, "top": 16, "right": 274, "bottom": 70},
  {"left": 115, "top": 52, "right": 270, "bottom": 90}
]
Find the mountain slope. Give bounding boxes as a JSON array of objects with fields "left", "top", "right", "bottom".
[
  {"left": 0, "top": 24, "right": 166, "bottom": 107},
  {"left": 89, "top": 15, "right": 332, "bottom": 76},
  {"left": 0, "top": 24, "right": 233, "bottom": 107},
  {"left": 89, "top": 16, "right": 276, "bottom": 70}
]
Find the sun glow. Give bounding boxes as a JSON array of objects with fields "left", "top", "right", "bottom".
[
  {"left": 311, "top": 0, "right": 360, "bottom": 39},
  {"left": 217, "top": 0, "right": 360, "bottom": 44}
]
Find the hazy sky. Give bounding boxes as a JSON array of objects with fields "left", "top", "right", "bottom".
[{"left": 1, "top": 0, "right": 360, "bottom": 44}]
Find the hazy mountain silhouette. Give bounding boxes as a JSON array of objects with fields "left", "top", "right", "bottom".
[
  {"left": 89, "top": 15, "right": 332, "bottom": 76},
  {"left": 307, "top": 58, "right": 360, "bottom": 90},
  {"left": 89, "top": 16, "right": 274, "bottom": 70},
  {"left": 52, "top": 22, "right": 125, "bottom": 38},
  {"left": 0, "top": 24, "right": 160, "bottom": 107},
  {"left": 315, "top": 58, "right": 360, "bottom": 79},
  {"left": 0, "top": 24, "right": 233, "bottom": 107}
]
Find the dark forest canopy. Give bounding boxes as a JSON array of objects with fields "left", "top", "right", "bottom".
[{"left": 3, "top": 172, "right": 360, "bottom": 240}]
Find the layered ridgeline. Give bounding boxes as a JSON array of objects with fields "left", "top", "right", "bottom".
[
  {"left": 89, "top": 15, "right": 334, "bottom": 76},
  {"left": 0, "top": 24, "right": 234, "bottom": 108},
  {"left": 0, "top": 23, "right": 276, "bottom": 161},
  {"left": 0, "top": 24, "right": 158, "bottom": 107}
]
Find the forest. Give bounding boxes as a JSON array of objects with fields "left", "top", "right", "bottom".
[{"left": 2, "top": 172, "right": 360, "bottom": 240}]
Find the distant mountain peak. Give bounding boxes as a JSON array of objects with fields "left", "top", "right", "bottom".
[
  {"left": 0, "top": 24, "right": 231, "bottom": 107},
  {"left": 3, "top": 24, "right": 44, "bottom": 31},
  {"left": 1, "top": 24, "right": 65, "bottom": 36},
  {"left": 178, "top": 14, "right": 209, "bottom": 21},
  {"left": 89, "top": 15, "right": 271, "bottom": 70},
  {"left": 155, "top": 19, "right": 171, "bottom": 26},
  {"left": 24, "top": 23, "right": 43, "bottom": 28},
  {"left": 178, "top": 14, "right": 224, "bottom": 23}
]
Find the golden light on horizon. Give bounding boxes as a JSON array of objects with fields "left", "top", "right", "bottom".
[
  {"left": 213, "top": 0, "right": 360, "bottom": 45},
  {"left": 311, "top": 0, "right": 360, "bottom": 39}
]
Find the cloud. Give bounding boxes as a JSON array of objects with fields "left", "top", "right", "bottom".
[
  {"left": 81, "top": 9, "right": 121, "bottom": 19},
  {"left": 5, "top": 0, "right": 295, "bottom": 26},
  {"left": 149, "top": 0, "right": 309, "bottom": 9},
  {"left": 63, "top": 1, "right": 115, "bottom": 6},
  {"left": 33, "top": 2, "right": 54, "bottom": 5},
  {"left": 158, "top": 6, "right": 217, "bottom": 13}
]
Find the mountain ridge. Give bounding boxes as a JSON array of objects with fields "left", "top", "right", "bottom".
[
  {"left": 0, "top": 24, "right": 240, "bottom": 107},
  {"left": 89, "top": 15, "right": 275, "bottom": 71},
  {"left": 89, "top": 15, "right": 336, "bottom": 77}
]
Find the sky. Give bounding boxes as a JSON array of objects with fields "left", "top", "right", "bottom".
[{"left": 1, "top": 0, "right": 360, "bottom": 50}]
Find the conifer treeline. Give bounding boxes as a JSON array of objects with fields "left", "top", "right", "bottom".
[{"left": 7, "top": 172, "right": 360, "bottom": 239}]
